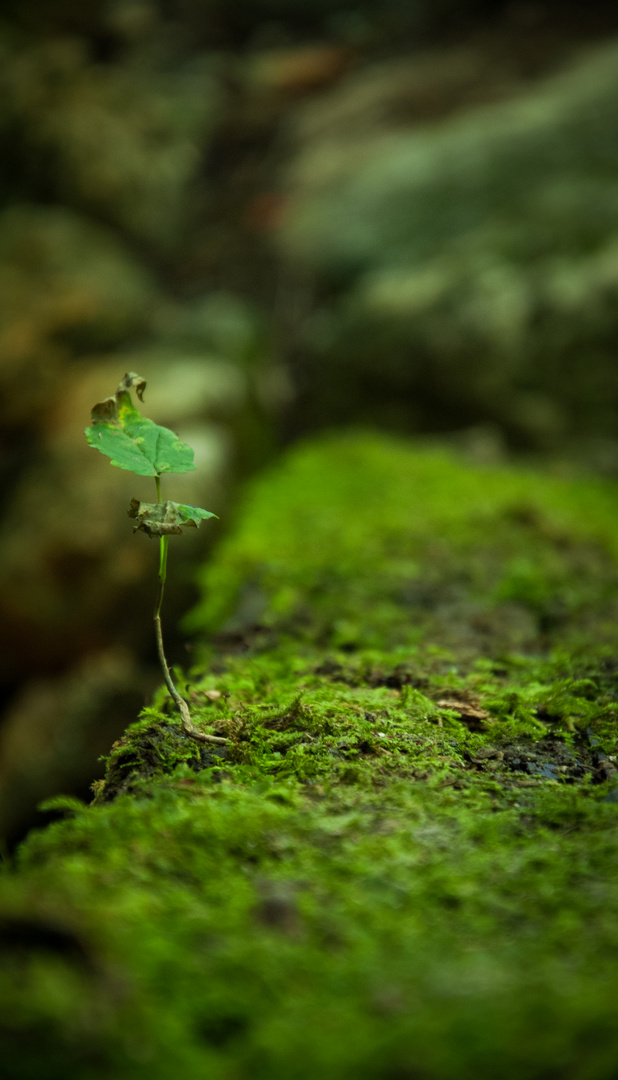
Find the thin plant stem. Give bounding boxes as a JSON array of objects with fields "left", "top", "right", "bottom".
[{"left": 152, "top": 473, "right": 226, "bottom": 745}]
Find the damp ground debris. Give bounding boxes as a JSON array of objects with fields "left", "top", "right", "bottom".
[{"left": 3, "top": 432, "right": 618, "bottom": 1080}]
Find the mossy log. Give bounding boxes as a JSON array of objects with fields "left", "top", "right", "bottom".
[{"left": 3, "top": 433, "right": 618, "bottom": 1080}]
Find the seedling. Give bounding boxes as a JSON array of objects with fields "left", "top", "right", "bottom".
[{"left": 85, "top": 372, "right": 225, "bottom": 744}]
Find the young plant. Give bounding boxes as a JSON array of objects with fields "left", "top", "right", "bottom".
[{"left": 85, "top": 372, "right": 225, "bottom": 744}]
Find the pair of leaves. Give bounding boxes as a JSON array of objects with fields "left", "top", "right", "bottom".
[
  {"left": 85, "top": 373, "right": 217, "bottom": 536},
  {"left": 84, "top": 372, "right": 196, "bottom": 477},
  {"left": 128, "top": 499, "right": 217, "bottom": 538}
]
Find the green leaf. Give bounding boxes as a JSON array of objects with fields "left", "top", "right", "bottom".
[
  {"left": 84, "top": 372, "right": 196, "bottom": 477},
  {"left": 128, "top": 499, "right": 218, "bottom": 538}
]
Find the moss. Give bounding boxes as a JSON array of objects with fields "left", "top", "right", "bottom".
[
  {"left": 3, "top": 432, "right": 618, "bottom": 1079},
  {"left": 94, "top": 709, "right": 229, "bottom": 804},
  {"left": 188, "top": 431, "right": 618, "bottom": 657}
]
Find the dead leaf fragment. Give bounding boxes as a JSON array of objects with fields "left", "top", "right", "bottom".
[
  {"left": 89, "top": 375, "right": 148, "bottom": 425},
  {"left": 128, "top": 498, "right": 182, "bottom": 537},
  {"left": 89, "top": 372, "right": 147, "bottom": 425},
  {"left": 90, "top": 396, "right": 117, "bottom": 423},
  {"left": 435, "top": 699, "right": 492, "bottom": 731},
  {"left": 117, "top": 372, "right": 146, "bottom": 401},
  {"left": 127, "top": 499, "right": 216, "bottom": 537}
]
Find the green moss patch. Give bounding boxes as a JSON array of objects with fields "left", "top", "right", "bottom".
[
  {"left": 188, "top": 431, "right": 618, "bottom": 655},
  {"left": 3, "top": 433, "right": 618, "bottom": 1079}
]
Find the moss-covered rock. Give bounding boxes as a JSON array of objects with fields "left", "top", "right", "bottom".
[
  {"left": 3, "top": 432, "right": 618, "bottom": 1079},
  {"left": 189, "top": 430, "right": 618, "bottom": 656}
]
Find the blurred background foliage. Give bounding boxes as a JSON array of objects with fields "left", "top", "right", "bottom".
[{"left": 2, "top": 0, "right": 618, "bottom": 844}]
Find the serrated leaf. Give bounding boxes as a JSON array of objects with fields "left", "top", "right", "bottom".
[
  {"left": 128, "top": 499, "right": 217, "bottom": 538},
  {"left": 84, "top": 372, "right": 196, "bottom": 477}
]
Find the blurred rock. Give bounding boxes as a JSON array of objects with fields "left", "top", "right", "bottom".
[
  {"left": 278, "top": 39, "right": 618, "bottom": 449},
  {"left": 0, "top": 204, "right": 157, "bottom": 429},
  {"left": 0, "top": 27, "right": 220, "bottom": 252},
  {"left": 245, "top": 43, "right": 352, "bottom": 96}
]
